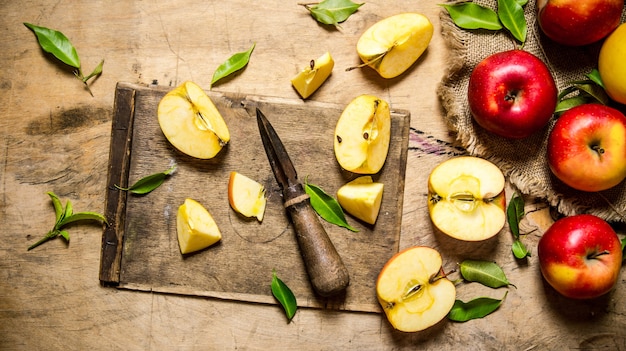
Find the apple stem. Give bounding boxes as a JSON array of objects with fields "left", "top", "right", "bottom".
[{"left": 587, "top": 250, "right": 610, "bottom": 260}]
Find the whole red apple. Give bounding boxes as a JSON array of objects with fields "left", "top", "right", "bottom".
[
  {"left": 538, "top": 214, "right": 622, "bottom": 299},
  {"left": 467, "top": 50, "right": 557, "bottom": 139},
  {"left": 537, "top": 0, "right": 624, "bottom": 46},
  {"left": 547, "top": 104, "right": 626, "bottom": 192}
]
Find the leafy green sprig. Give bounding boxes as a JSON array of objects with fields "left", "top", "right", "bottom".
[
  {"left": 507, "top": 192, "right": 531, "bottom": 259},
  {"left": 300, "top": 0, "right": 363, "bottom": 28}
]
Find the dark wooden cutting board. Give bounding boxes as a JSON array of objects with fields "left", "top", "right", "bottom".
[{"left": 100, "top": 82, "right": 410, "bottom": 313}]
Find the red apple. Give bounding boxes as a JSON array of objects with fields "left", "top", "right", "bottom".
[
  {"left": 538, "top": 214, "right": 622, "bottom": 299},
  {"left": 547, "top": 104, "right": 626, "bottom": 192},
  {"left": 537, "top": 0, "right": 624, "bottom": 46},
  {"left": 467, "top": 50, "right": 558, "bottom": 139}
]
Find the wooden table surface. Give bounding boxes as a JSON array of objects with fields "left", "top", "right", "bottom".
[{"left": 1, "top": 1, "right": 624, "bottom": 350}]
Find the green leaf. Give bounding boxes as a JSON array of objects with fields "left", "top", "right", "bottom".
[
  {"left": 459, "top": 259, "right": 513, "bottom": 288},
  {"left": 211, "top": 43, "right": 255, "bottom": 86},
  {"left": 555, "top": 95, "right": 589, "bottom": 114},
  {"left": 58, "top": 212, "right": 107, "bottom": 227},
  {"left": 59, "top": 230, "right": 70, "bottom": 242},
  {"left": 448, "top": 292, "right": 507, "bottom": 322},
  {"left": 512, "top": 239, "right": 531, "bottom": 259},
  {"left": 271, "top": 270, "right": 297, "bottom": 321},
  {"left": 506, "top": 192, "right": 524, "bottom": 239},
  {"left": 64, "top": 200, "right": 74, "bottom": 219},
  {"left": 82, "top": 59, "right": 104, "bottom": 82},
  {"left": 497, "top": 0, "right": 527, "bottom": 43},
  {"left": 572, "top": 81, "right": 609, "bottom": 105},
  {"left": 587, "top": 69, "right": 605, "bottom": 89},
  {"left": 304, "top": 181, "right": 358, "bottom": 232},
  {"left": 304, "top": 0, "right": 363, "bottom": 26},
  {"left": 116, "top": 165, "right": 177, "bottom": 195},
  {"left": 440, "top": 3, "right": 502, "bottom": 31},
  {"left": 24, "top": 23, "right": 80, "bottom": 68},
  {"left": 621, "top": 237, "right": 626, "bottom": 257},
  {"left": 47, "top": 192, "right": 65, "bottom": 224}
]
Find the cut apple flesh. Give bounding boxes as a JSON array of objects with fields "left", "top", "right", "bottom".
[
  {"left": 376, "top": 246, "right": 456, "bottom": 332},
  {"left": 158, "top": 81, "right": 230, "bottom": 159},
  {"left": 228, "top": 171, "right": 267, "bottom": 221},
  {"left": 334, "top": 95, "right": 391, "bottom": 174},
  {"left": 291, "top": 51, "right": 334, "bottom": 99},
  {"left": 177, "top": 198, "right": 222, "bottom": 254},
  {"left": 428, "top": 156, "right": 506, "bottom": 241},
  {"left": 357, "top": 13, "right": 433, "bottom": 78},
  {"left": 337, "top": 176, "right": 384, "bottom": 224}
]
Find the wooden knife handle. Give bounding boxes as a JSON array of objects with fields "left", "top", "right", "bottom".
[{"left": 284, "top": 190, "right": 350, "bottom": 297}]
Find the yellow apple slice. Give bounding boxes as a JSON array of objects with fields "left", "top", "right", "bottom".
[
  {"left": 337, "top": 176, "right": 384, "bottom": 224},
  {"left": 158, "top": 81, "right": 230, "bottom": 159},
  {"left": 177, "top": 198, "right": 222, "bottom": 254},
  {"left": 291, "top": 51, "right": 334, "bottom": 99},
  {"left": 356, "top": 13, "right": 433, "bottom": 79},
  {"left": 228, "top": 171, "right": 267, "bottom": 222},
  {"left": 427, "top": 156, "right": 506, "bottom": 241},
  {"left": 334, "top": 95, "right": 391, "bottom": 174},
  {"left": 377, "top": 246, "right": 456, "bottom": 332}
]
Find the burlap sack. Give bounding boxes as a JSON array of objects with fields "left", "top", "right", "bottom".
[{"left": 438, "top": 0, "right": 626, "bottom": 223}]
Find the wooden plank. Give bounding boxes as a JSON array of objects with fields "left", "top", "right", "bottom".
[{"left": 100, "top": 82, "right": 410, "bottom": 313}]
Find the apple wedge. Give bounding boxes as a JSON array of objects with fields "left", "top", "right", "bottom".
[
  {"left": 356, "top": 13, "right": 433, "bottom": 78},
  {"left": 158, "top": 81, "right": 230, "bottom": 159},
  {"left": 177, "top": 198, "right": 222, "bottom": 254},
  {"left": 334, "top": 95, "right": 391, "bottom": 174},
  {"left": 291, "top": 51, "right": 334, "bottom": 99},
  {"left": 377, "top": 246, "right": 456, "bottom": 332},
  {"left": 427, "top": 156, "right": 506, "bottom": 241},
  {"left": 337, "top": 176, "right": 384, "bottom": 225},
  {"left": 228, "top": 171, "right": 267, "bottom": 222}
]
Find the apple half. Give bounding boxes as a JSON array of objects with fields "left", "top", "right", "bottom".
[
  {"left": 427, "top": 156, "right": 506, "bottom": 241},
  {"left": 228, "top": 171, "right": 267, "bottom": 222},
  {"left": 158, "top": 81, "right": 230, "bottom": 159},
  {"left": 334, "top": 95, "right": 391, "bottom": 174},
  {"left": 291, "top": 51, "right": 334, "bottom": 99},
  {"left": 177, "top": 198, "right": 222, "bottom": 254},
  {"left": 377, "top": 246, "right": 456, "bottom": 332},
  {"left": 337, "top": 176, "right": 384, "bottom": 225},
  {"left": 356, "top": 13, "right": 433, "bottom": 79}
]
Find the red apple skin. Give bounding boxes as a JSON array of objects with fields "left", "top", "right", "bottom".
[
  {"left": 468, "top": 50, "right": 558, "bottom": 139},
  {"left": 537, "top": 0, "right": 624, "bottom": 46},
  {"left": 538, "top": 214, "right": 622, "bottom": 299},
  {"left": 547, "top": 104, "right": 626, "bottom": 192}
]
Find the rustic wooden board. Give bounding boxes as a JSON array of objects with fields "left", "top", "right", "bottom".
[{"left": 100, "top": 82, "right": 410, "bottom": 313}]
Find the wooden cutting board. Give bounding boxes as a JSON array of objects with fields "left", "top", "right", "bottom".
[{"left": 99, "top": 82, "right": 410, "bottom": 313}]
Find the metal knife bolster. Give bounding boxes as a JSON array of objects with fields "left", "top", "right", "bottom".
[{"left": 281, "top": 182, "right": 351, "bottom": 297}]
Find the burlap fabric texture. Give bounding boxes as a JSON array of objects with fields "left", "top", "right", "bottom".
[{"left": 437, "top": 0, "right": 626, "bottom": 223}]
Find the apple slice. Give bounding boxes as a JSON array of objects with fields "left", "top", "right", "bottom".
[
  {"left": 158, "top": 81, "right": 230, "bottom": 159},
  {"left": 334, "top": 95, "right": 391, "bottom": 174},
  {"left": 377, "top": 246, "right": 456, "bottom": 332},
  {"left": 337, "top": 176, "right": 384, "bottom": 224},
  {"left": 228, "top": 171, "right": 267, "bottom": 221},
  {"left": 356, "top": 13, "right": 433, "bottom": 78},
  {"left": 291, "top": 52, "right": 334, "bottom": 99},
  {"left": 427, "top": 156, "right": 506, "bottom": 241},
  {"left": 177, "top": 198, "right": 222, "bottom": 254}
]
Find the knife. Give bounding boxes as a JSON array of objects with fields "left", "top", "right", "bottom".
[{"left": 256, "top": 108, "right": 350, "bottom": 297}]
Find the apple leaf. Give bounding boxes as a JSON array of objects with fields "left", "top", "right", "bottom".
[
  {"left": 302, "top": 0, "right": 363, "bottom": 27},
  {"left": 440, "top": 3, "right": 502, "bottom": 31},
  {"left": 511, "top": 239, "right": 530, "bottom": 259},
  {"left": 271, "top": 270, "right": 297, "bottom": 322},
  {"left": 448, "top": 291, "right": 507, "bottom": 322},
  {"left": 556, "top": 73, "right": 610, "bottom": 113},
  {"left": 115, "top": 164, "right": 177, "bottom": 195},
  {"left": 459, "top": 259, "right": 513, "bottom": 288},
  {"left": 506, "top": 192, "right": 524, "bottom": 239},
  {"left": 586, "top": 69, "right": 605, "bottom": 89},
  {"left": 497, "top": 0, "right": 526, "bottom": 44},
  {"left": 621, "top": 237, "right": 626, "bottom": 257},
  {"left": 211, "top": 43, "right": 255, "bottom": 87},
  {"left": 304, "top": 181, "right": 359, "bottom": 232}
]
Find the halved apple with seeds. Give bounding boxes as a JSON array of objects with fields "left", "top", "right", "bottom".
[
  {"left": 334, "top": 95, "right": 391, "bottom": 174},
  {"left": 177, "top": 198, "right": 222, "bottom": 254},
  {"left": 158, "top": 81, "right": 230, "bottom": 159},
  {"left": 427, "top": 156, "right": 506, "bottom": 241},
  {"left": 228, "top": 171, "right": 266, "bottom": 222},
  {"left": 337, "top": 176, "right": 384, "bottom": 225},
  {"left": 377, "top": 246, "right": 456, "bottom": 332}
]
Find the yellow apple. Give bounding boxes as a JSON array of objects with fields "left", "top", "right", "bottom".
[
  {"left": 377, "top": 246, "right": 456, "bottom": 332},
  {"left": 291, "top": 51, "right": 334, "bottom": 99},
  {"left": 334, "top": 95, "right": 391, "bottom": 174},
  {"left": 356, "top": 13, "right": 433, "bottom": 79},
  {"left": 177, "top": 198, "right": 222, "bottom": 254},
  {"left": 599, "top": 23, "right": 626, "bottom": 104},
  {"left": 158, "top": 81, "right": 230, "bottom": 159},
  {"left": 228, "top": 171, "right": 267, "bottom": 222},
  {"left": 337, "top": 176, "right": 384, "bottom": 225},
  {"left": 427, "top": 156, "right": 506, "bottom": 241}
]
